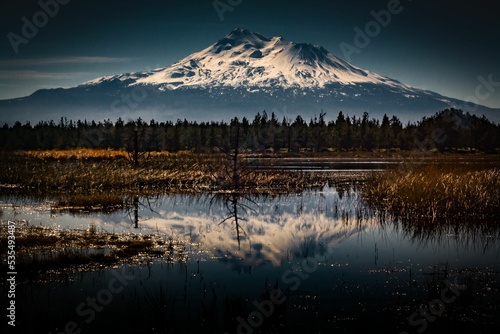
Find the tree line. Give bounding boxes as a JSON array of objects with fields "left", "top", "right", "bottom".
[{"left": 1, "top": 109, "right": 498, "bottom": 152}]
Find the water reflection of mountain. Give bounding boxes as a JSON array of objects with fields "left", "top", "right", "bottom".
[
  {"left": 139, "top": 186, "right": 375, "bottom": 268},
  {"left": 2, "top": 185, "right": 499, "bottom": 269}
]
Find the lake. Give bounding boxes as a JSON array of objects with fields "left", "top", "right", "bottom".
[{"left": 1, "top": 182, "right": 499, "bottom": 334}]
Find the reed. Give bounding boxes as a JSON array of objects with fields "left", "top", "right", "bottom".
[{"left": 363, "top": 163, "right": 500, "bottom": 219}]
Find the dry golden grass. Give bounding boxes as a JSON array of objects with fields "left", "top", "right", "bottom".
[
  {"left": 20, "top": 149, "right": 195, "bottom": 160},
  {"left": 0, "top": 150, "right": 212, "bottom": 191},
  {"left": 364, "top": 163, "right": 500, "bottom": 219},
  {"left": 3, "top": 150, "right": 497, "bottom": 195},
  {"left": 0, "top": 150, "right": 366, "bottom": 194},
  {"left": 22, "top": 148, "right": 130, "bottom": 159}
]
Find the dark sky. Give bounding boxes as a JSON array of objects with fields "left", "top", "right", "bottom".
[{"left": 1, "top": 0, "right": 499, "bottom": 108}]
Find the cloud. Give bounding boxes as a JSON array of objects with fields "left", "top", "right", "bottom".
[
  {"left": 0, "top": 70, "right": 89, "bottom": 80},
  {"left": 0, "top": 56, "right": 133, "bottom": 67}
]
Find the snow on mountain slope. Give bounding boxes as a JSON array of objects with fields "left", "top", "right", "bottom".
[
  {"left": 4, "top": 28, "right": 499, "bottom": 125},
  {"left": 81, "top": 28, "right": 410, "bottom": 91}
]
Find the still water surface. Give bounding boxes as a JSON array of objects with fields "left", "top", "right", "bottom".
[{"left": 1, "top": 185, "right": 499, "bottom": 333}]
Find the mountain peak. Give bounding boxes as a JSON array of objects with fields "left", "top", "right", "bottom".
[
  {"left": 213, "top": 28, "right": 272, "bottom": 54},
  {"left": 227, "top": 27, "right": 252, "bottom": 37},
  {"left": 225, "top": 28, "right": 270, "bottom": 40}
]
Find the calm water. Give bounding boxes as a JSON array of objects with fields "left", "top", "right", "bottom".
[
  {"left": 1, "top": 186, "right": 499, "bottom": 333},
  {"left": 251, "top": 158, "right": 400, "bottom": 172}
]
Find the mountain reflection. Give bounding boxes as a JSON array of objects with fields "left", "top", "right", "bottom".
[
  {"left": 137, "top": 186, "right": 373, "bottom": 267},
  {"left": 3, "top": 185, "right": 498, "bottom": 270}
]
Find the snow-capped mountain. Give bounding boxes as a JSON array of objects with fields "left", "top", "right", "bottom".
[
  {"left": 1, "top": 28, "right": 498, "bottom": 124},
  {"left": 83, "top": 28, "right": 406, "bottom": 90}
]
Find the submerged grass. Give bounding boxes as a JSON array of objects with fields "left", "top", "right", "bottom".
[
  {"left": 0, "top": 222, "right": 189, "bottom": 277},
  {"left": 52, "top": 193, "right": 127, "bottom": 213},
  {"left": 363, "top": 163, "right": 500, "bottom": 220}
]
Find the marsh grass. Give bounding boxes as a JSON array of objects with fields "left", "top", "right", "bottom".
[
  {"left": 2, "top": 150, "right": 498, "bottom": 196},
  {"left": 0, "top": 223, "right": 188, "bottom": 276},
  {"left": 0, "top": 149, "right": 368, "bottom": 195},
  {"left": 364, "top": 163, "right": 500, "bottom": 220},
  {"left": 0, "top": 150, "right": 208, "bottom": 190}
]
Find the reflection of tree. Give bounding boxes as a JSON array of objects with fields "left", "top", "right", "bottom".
[
  {"left": 376, "top": 212, "right": 500, "bottom": 249},
  {"left": 220, "top": 194, "right": 245, "bottom": 249},
  {"left": 133, "top": 196, "right": 139, "bottom": 228},
  {"left": 125, "top": 194, "right": 162, "bottom": 229},
  {"left": 214, "top": 193, "right": 258, "bottom": 250},
  {"left": 204, "top": 189, "right": 370, "bottom": 269}
]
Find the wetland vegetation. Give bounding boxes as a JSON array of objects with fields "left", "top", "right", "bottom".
[
  {"left": 1, "top": 108, "right": 499, "bottom": 333},
  {"left": 0, "top": 222, "right": 189, "bottom": 280},
  {"left": 364, "top": 163, "right": 500, "bottom": 219},
  {"left": 1, "top": 148, "right": 498, "bottom": 276}
]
